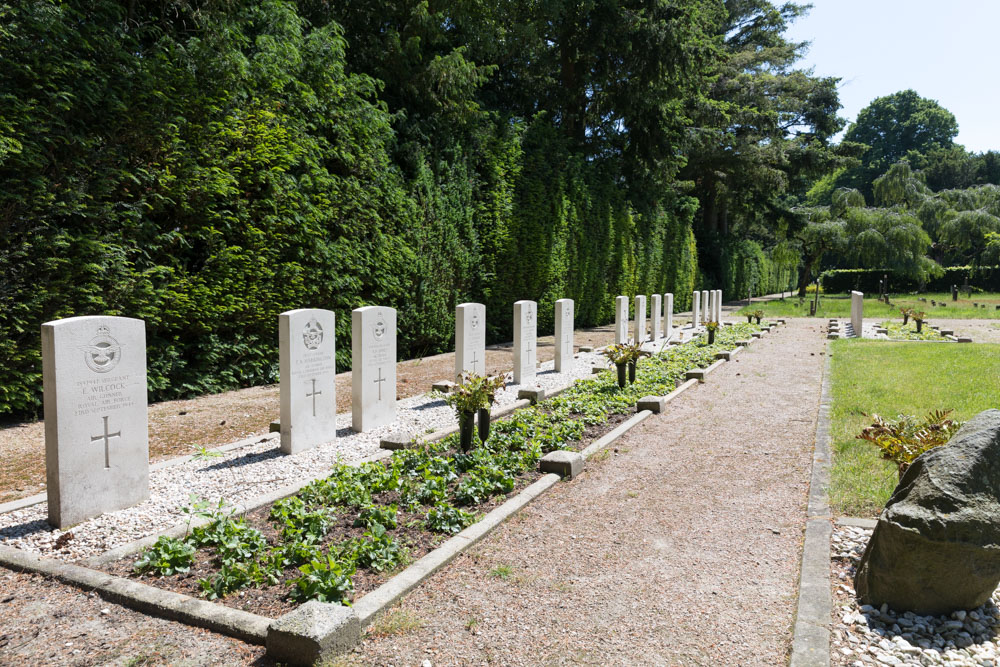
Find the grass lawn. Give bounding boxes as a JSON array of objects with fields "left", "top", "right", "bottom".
[
  {"left": 738, "top": 292, "right": 1000, "bottom": 320},
  {"left": 828, "top": 339, "right": 1000, "bottom": 518}
]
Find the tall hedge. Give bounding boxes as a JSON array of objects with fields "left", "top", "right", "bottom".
[
  {"left": 0, "top": 2, "right": 700, "bottom": 420},
  {"left": 820, "top": 267, "right": 1000, "bottom": 294}
]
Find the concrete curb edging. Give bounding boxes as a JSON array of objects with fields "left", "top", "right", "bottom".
[
  {"left": 0, "top": 543, "right": 271, "bottom": 644},
  {"left": 790, "top": 349, "right": 833, "bottom": 667}
]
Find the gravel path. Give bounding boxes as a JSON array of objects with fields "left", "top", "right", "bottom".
[{"left": 341, "top": 319, "right": 828, "bottom": 665}]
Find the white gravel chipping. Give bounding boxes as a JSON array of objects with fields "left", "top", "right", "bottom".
[
  {"left": 832, "top": 524, "right": 1000, "bottom": 667},
  {"left": 0, "top": 352, "right": 608, "bottom": 561}
]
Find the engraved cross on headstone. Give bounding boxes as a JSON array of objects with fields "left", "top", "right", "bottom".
[
  {"left": 306, "top": 378, "right": 322, "bottom": 417},
  {"left": 469, "top": 351, "right": 479, "bottom": 374},
  {"left": 91, "top": 415, "right": 120, "bottom": 470},
  {"left": 374, "top": 367, "right": 387, "bottom": 401}
]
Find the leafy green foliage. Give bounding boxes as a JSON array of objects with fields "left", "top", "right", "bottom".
[
  {"left": 133, "top": 536, "right": 196, "bottom": 577},
  {"left": 857, "top": 410, "right": 963, "bottom": 475},
  {"left": 425, "top": 503, "right": 476, "bottom": 535},
  {"left": 289, "top": 554, "right": 356, "bottom": 604},
  {"left": 340, "top": 523, "right": 408, "bottom": 573}
]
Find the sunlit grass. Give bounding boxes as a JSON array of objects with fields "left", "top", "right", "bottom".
[{"left": 828, "top": 339, "right": 1000, "bottom": 518}]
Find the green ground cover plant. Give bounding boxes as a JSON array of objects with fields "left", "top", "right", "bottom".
[
  {"left": 129, "top": 324, "right": 760, "bottom": 609},
  {"left": 828, "top": 340, "right": 1000, "bottom": 517}
]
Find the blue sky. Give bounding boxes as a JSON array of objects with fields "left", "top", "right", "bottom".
[{"left": 783, "top": 1, "right": 998, "bottom": 153}]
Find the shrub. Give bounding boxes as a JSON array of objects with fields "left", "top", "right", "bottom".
[{"left": 857, "top": 410, "right": 963, "bottom": 476}]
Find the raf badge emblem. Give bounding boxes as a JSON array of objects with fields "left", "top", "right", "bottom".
[
  {"left": 302, "top": 318, "right": 324, "bottom": 351},
  {"left": 81, "top": 325, "right": 122, "bottom": 373}
]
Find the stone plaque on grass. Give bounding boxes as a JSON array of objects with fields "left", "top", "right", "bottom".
[
  {"left": 279, "top": 309, "right": 337, "bottom": 455},
  {"left": 42, "top": 315, "right": 149, "bottom": 528},
  {"left": 351, "top": 306, "right": 396, "bottom": 432},
  {"left": 554, "top": 298, "right": 574, "bottom": 373},
  {"left": 513, "top": 300, "right": 537, "bottom": 384},
  {"left": 455, "top": 302, "right": 486, "bottom": 382}
]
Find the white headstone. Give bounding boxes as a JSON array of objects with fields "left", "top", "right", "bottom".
[
  {"left": 279, "top": 309, "right": 337, "bottom": 454},
  {"left": 455, "top": 303, "right": 486, "bottom": 382},
  {"left": 664, "top": 293, "right": 674, "bottom": 338},
  {"left": 42, "top": 315, "right": 149, "bottom": 528},
  {"left": 715, "top": 290, "right": 723, "bottom": 321},
  {"left": 692, "top": 291, "right": 701, "bottom": 327},
  {"left": 615, "top": 295, "right": 629, "bottom": 344},
  {"left": 702, "top": 290, "right": 710, "bottom": 323},
  {"left": 351, "top": 306, "right": 396, "bottom": 432},
  {"left": 634, "top": 295, "right": 647, "bottom": 344},
  {"left": 851, "top": 291, "right": 864, "bottom": 336},
  {"left": 513, "top": 300, "right": 537, "bottom": 384},
  {"left": 651, "top": 294, "right": 662, "bottom": 340},
  {"left": 554, "top": 299, "right": 574, "bottom": 372}
]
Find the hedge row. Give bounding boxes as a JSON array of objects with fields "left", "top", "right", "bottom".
[{"left": 820, "top": 267, "right": 1000, "bottom": 294}]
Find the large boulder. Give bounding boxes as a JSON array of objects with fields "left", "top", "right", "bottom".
[{"left": 855, "top": 409, "right": 1000, "bottom": 615}]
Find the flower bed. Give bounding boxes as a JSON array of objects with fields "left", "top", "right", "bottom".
[
  {"left": 877, "top": 320, "right": 944, "bottom": 341},
  {"left": 105, "top": 323, "right": 762, "bottom": 616}
]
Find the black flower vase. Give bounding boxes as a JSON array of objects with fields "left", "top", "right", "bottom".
[
  {"left": 755, "top": 316, "right": 761, "bottom": 324},
  {"left": 708, "top": 329, "right": 716, "bottom": 345},
  {"left": 916, "top": 320, "right": 923, "bottom": 333},
  {"left": 459, "top": 410, "right": 475, "bottom": 452},
  {"left": 628, "top": 360, "right": 636, "bottom": 384},
  {"left": 746, "top": 315, "right": 753, "bottom": 323},
  {"left": 616, "top": 363, "right": 627, "bottom": 388},
  {"left": 477, "top": 407, "right": 491, "bottom": 444}
]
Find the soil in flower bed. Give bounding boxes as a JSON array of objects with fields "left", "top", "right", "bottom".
[{"left": 100, "top": 405, "right": 640, "bottom": 619}]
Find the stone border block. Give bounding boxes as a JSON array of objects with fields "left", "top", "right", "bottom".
[
  {"left": 636, "top": 395, "right": 667, "bottom": 413},
  {"left": 685, "top": 368, "right": 706, "bottom": 382},
  {"left": 539, "top": 450, "right": 583, "bottom": 479},
  {"left": 379, "top": 430, "right": 417, "bottom": 451},
  {"left": 578, "top": 345, "right": 594, "bottom": 352},
  {"left": 269, "top": 420, "right": 280, "bottom": 433},
  {"left": 751, "top": 331, "right": 763, "bottom": 339},
  {"left": 736, "top": 339, "right": 750, "bottom": 347},
  {"left": 266, "top": 600, "right": 360, "bottom": 666},
  {"left": 431, "top": 380, "right": 456, "bottom": 394},
  {"left": 517, "top": 387, "right": 546, "bottom": 404},
  {"left": 940, "top": 329, "right": 954, "bottom": 336},
  {"left": 957, "top": 337, "right": 973, "bottom": 343}
]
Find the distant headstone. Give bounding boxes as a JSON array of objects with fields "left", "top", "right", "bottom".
[
  {"left": 650, "top": 294, "right": 662, "bottom": 340},
  {"left": 455, "top": 303, "right": 486, "bottom": 382},
  {"left": 850, "top": 291, "right": 864, "bottom": 336},
  {"left": 513, "top": 300, "right": 537, "bottom": 384},
  {"left": 952, "top": 285, "right": 958, "bottom": 301},
  {"left": 715, "top": 290, "right": 723, "bottom": 322},
  {"left": 692, "top": 291, "right": 701, "bottom": 327},
  {"left": 42, "top": 316, "right": 149, "bottom": 528},
  {"left": 614, "top": 295, "right": 629, "bottom": 344},
  {"left": 664, "top": 293, "right": 674, "bottom": 338},
  {"left": 279, "top": 309, "right": 337, "bottom": 455},
  {"left": 554, "top": 299, "right": 574, "bottom": 373},
  {"left": 351, "top": 306, "right": 396, "bottom": 432},
  {"left": 701, "top": 290, "right": 710, "bottom": 323},
  {"left": 634, "top": 295, "right": 647, "bottom": 344}
]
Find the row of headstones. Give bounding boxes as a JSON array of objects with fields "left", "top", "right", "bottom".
[
  {"left": 41, "top": 299, "right": 576, "bottom": 527},
  {"left": 611, "top": 290, "right": 723, "bottom": 345}
]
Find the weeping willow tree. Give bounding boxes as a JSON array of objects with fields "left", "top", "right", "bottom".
[{"left": 793, "top": 185, "right": 939, "bottom": 294}]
